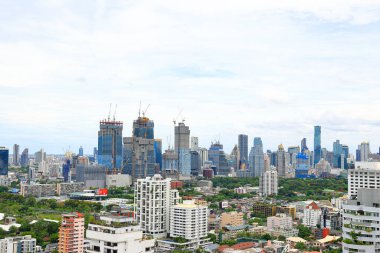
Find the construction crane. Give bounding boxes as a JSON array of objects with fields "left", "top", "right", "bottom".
[
  {"left": 113, "top": 104, "right": 118, "bottom": 121},
  {"left": 142, "top": 104, "right": 150, "bottom": 117},
  {"left": 107, "top": 103, "right": 112, "bottom": 121},
  {"left": 172, "top": 109, "right": 183, "bottom": 126}
]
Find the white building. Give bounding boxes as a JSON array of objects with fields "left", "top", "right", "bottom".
[
  {"left": 348, "top": 162, "right": 380, "bottom": 199},
  {"left": 342, "top": 188, "right": 380, "bottom": 253},
  {"left": 302, "top": 202, "right": 321, "bottom": 227},
  {"left": 267, "top": 214, "right": 293, "bottom": 230},
  {"left": 134, "top": 174, "right": 181, "bottom": 238},
  {"left": 0, "top": 235, "right": 36, "bottom": 253},
  {"left": 86, "top": 215, "right": 155, "bottom": 253},
  {"left": 259, "top": 170, "right": 278, "bottom": 196},
  {"left": 170, "top": 200, "right": 208, "bottom": 240}
]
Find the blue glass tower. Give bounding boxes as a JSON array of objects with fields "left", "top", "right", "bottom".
[
  {"left": 62, "top": 159, "right": 70, "bottom": 182},
  {"left": 0, "top": 147, "right": 9, "bottom": 175},
  {"left": 98, "top": 120, "right": 123, "bottom": 169},
  {"left": 295, "top": 152, "right": 315, "bottom": 178},
  {"left": 314, "top": 126, "right": 321, "bottom": 165},
  {"left": 79, "top": 146, "right": 83, "bottom": 156},
  {"left": 154, "top": 139, "right": 162, "bottom": 171}
]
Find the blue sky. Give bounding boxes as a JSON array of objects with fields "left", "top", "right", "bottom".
[{"left": 1, "top": 0, "right": 380, "bottom": 154}]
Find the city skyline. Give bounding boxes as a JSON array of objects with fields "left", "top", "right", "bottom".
[{"left": 1, "top": 1, "right": 380, "bottom": 153}]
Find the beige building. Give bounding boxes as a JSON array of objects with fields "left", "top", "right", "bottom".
[{"left": 221, "top": 212, "right": 244, "bottom": 228}]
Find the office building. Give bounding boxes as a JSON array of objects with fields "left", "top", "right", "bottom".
[
  {"left": 342, "top": 188, "right": 380, "bottom": 253},
  {"left": 62, "top": 159, "right": 70, "bottom": 182},
  {"left": 86, "top": 215, "right": 155, "bottom": 253},
  {"left": 276, "top": 144, "right": 286, "bottom": 177},
  {"left": 98, "top": 119, "right": 123, "bottom": 169},
  {"left": 208, "top": 142, "right": 229, "bottom": 176},
  {"left": 314, "top": 126, "right": 321, "bottom": 165},
  {"left": 360, "top": 142, "right": 370, "bottom": 162},
  {"left": 259, "top": 170, "right": 278, "bottom": 196},
  {"left": 238, "top": 134, "right": 248, "bottom": 169},
  {"left": 267, "top": 213, "right": 293, "bottom": 230},
  {"left": 123, "top": 115, "right": 158, "bottom": 179},
  {"left": 295, "top": 153, "right": 313, "bottom": 178},
  {"left": 302, "top": 202, "right": 321, "bottom": 227},
  {"left": 348, "top": 162, "right": 380, "bottom": 199},
  {"left": 190, "top": 151, "right": 200, "bottom": 176},
  {"left": 288, "top": 146, "right": 300, "bottom": 165},
  {"left": 78, "top": 146, "right": 83, "bottom": 156},
  {"left": 154, "top": 139, "right": 162, "bottom": 171},
  {"left": 174, "top": 122, "right": 191, "bottom": 176},
  {"left": 20, "top": 148, "right": 28, "bottom": 167},
  {"left": 333, "top": 140, "right": 342, "bottom": 168},
  {"left": 199, "top": 148, "right": 208, "bottom": 167},
  {"left": 13, "top": 144, "right": 19, "bottom": 166},
  {"left": 76, "top": 164, "right": 106, "bottom": 188},
  {"left": 315, "top": 159, "right": 332, "bottom": 177},
  {"left": 221, "top": 212, "right": 244, "bottom": 228},
  {"left": 93, "top": 147, "right": 97, "bottom": 162},
  {"left": 134, "top": 174, "right": 181, "bottom": 238},
  {"left": 0, "top": 147, "right": 9, "bottom": 176},
  {"left": 301, "top": 138, "right": 308, "bottom": 152},
  {"left": 162, "top": 148, "right": 178, "bottom": 172},
  {"left": 0, "top": 235, "right": 36, "bottom": 253},
  {"left": 58, "top": 213, "right": 85, "bottom": 253},
  {"left": 249, "top": 137, "right": 264, "bottom": 177},
  {"left": 34, "top": 149, "right": 46, "bottom": 164},
  {"left": 191, "top": 137, "right": 199, "bottom": 151}
]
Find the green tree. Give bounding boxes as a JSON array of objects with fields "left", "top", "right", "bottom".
[
  {"left": 295, "top": 242, "right": 307, "bottom": 250},
  {"left": 297, "top": 224, "right": 311, "bottom": 239}
]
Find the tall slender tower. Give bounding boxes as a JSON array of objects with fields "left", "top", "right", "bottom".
[
  {"left": 13, "top": 144, "right": 19, "bottom": 166},
  {"left": 174, "top": 122, "right": 191, "bottom": 176},
  {"left": 314, "top": 126, "right": 321, "bottom": 165},
  {"left": 238, "top": 134, "right": 248, "bottom": 169},
  {"left": 276, "top": 144, "right": 286, "bottom": 177}
]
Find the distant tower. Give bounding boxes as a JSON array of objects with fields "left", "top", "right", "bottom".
[
  {"left": 238, "top": 134, "right": 248, "bottom": 169},
  {"left": 13, "top": 144, "right": 20, "bottom": 166},
  {"left": 301, "top": 138, "right": 308, "bottom": 152},
  {"left": 314, "top": 126, "right": 321, "bottom": 165},
  {"left": 360, "top": 142, "right": 370, "bottom": 162},
  {"left": 79, "top": 146, "right": 83, "bottom": 156},
  {"left": 191, "top": 137, "right": 199, "bottom": 151},
  {"left": 276, "top": 144, "right": 286, "bottom": 177},
  {"left": 20, "top": 148, "right": 29, "bottom": 167},
  {"left": 249, "top": 137, "right": 264, "bottom": 177},
  {"left": 98, "top": 118, "right": 123, "bottom": 169},
  {"left": 0, "top": 147, "right": 9, "bottom": 175},
  {"left": 174, "top": 122, "right": 191, "bottom": 176}
]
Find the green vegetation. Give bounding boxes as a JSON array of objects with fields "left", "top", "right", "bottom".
[
  {"left": 297, "top": 224, "right": 312, "bottom": 240},
  {"left": 107, "top": 187, "right": 134, "bottom": 199},
  {"left": 295, "top": 242, "right": 307, "bottom": 250},
  {"left": 205, "top": 189, "right": 254, "bottom": 203},
  {"left": 211, "top": 177, "right": 259, "bottom": 189}
]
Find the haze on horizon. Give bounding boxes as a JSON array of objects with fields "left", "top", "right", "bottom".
[{"left": 1, "top": 0, "right": 380, "bottom": 154}]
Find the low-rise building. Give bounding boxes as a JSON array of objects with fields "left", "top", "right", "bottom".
[
  {"left": 0, "top": 235, "right": 36, "bottom": 253},
  {"left": 221, "top": 212, "right": 244, "bottom": 228},
  {"left": 302, "top": 202, "right": 321, "bottom": 227},
  {"left": 105, "top": 174, "right": 132, "bottom": 188}
]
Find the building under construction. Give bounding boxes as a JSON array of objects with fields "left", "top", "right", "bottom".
[{"left": 98, "top": 119, "right": 123, "bottom": 169}]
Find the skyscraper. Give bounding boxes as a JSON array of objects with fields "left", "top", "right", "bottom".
[
  {"left": 13, "top": 144, "right": 19, "bottom": 166},
  {"left": 174, "top": 122, "right": 191, "bottom": 176},
  {"left": 276, "top": 144, "right": 286, "bottom": 177},
  {"left": 191, "top": 137, "right": 199, "bottom": 151},
  {"left": 62, "top": 159, "right": 70, "bottom": 182},
  {"left": 123, "top": 115, "right": 157, "bottom": 179},
  {"left": 78, "top": 146, "right": 83, "bottom": 156},
  {"left": 314, "top": 126, "right": 321, "bottom": 165},
  {"left": 93, "top": 147, "right": 98, "bottom": 162},
  {"left": 333, "top": 140, "right": 342, "bottom": 168},
  {"left": 250, "top": 137, "right": 264, "bottom": 177},
  {"left": 20, "top": 148, "right": 29, "bottom": 167},
  {"left": 301, "top": 138, "right": 308, "bottom": 152},
  {"left": 154, "top": 139, "right": 162, "bottom": 171},
  {"left": 259, "top": 169, "right": 278, "bottom": 196},
  {"left": 0, "top": 147, "right": 9, "bottom": 175},
  {"left": 98, "top": 119, "right": 123, "bottom": 169},
  {"left": 238, "top": 134, "right": 248, "bottom": 169},
  {"left": 360, "top": 141, "right": 370, "bottom": 162},
  {"left": 208, "top": 142, "right": 229, "bottom": 176}
]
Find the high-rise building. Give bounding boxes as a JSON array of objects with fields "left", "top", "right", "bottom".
[
  {"left": 98, "top": 119, "right": 123, "bottom": 169},
  {"left": 0, "top": 147, "right": 9, "bottom": 176},
  {"left": 249, "top": 137, "right": 264, "bottom": 177},
  {"left": 342, "top": 145, "right": 349, "bottom": 169},
  {"left": 208, "top": 142, "right": 229, "bottom": 176},
  {"left": 342, "top": 188, "right": 380, "bottom": 253},
  {"left": 154, "top": 139, "right": 162, "bottom": 171},
  {"left": 20, "top": 148, "right": 29, "bottom": 167},
  {"left": 174, "top": 122, "right": 191, "bottom": 176},
  {"left": 93, "top": 147, "right": 98, "bottom": 162},
  {"left": 238, "top": 134, "right": 248, "bottom": 169},
  {"left": 314, "top": 126, "right": 321, "bottom": 165},
  {"left": 134, "top": 174, "right": 181, "bottom": 238},
  {"left": 34, "top": 149, "right": 46, "bottom": 164},
  {"left": 62, "top": 159, "right": 71, "bottom": 183},
  {"left": 162, "top": 149, "right": 178, "bottom": 172},
  {"left": 288, "top": 146, "right": 300, "bottom": 165},
  {"left": 276, "top": 144, "right": 286, "bottom": 177},
  {"left": 123, "top": 116, "right": 157, "bottom": 179},
  {"left": 190, "top": 151, "right": 200, "bottom": 176},
  {"left": 348, "top": 162, "right": 380, "bottom": 199},
  {"left": 302, "top": 202, "right": 321, "bottom": 227},
  {"left": 259, "top": 170, "right": 278, "bottom": 196},
  {"left": 58, "top": 213, "right": 85, "bottom": 253},
  {"left": 86, "top": 215, "right": 155, "bottom": 253},
  {"left": 0, "top": 235, "right": 36, "bottom": 253},
  {"left": 333, "top": 140, "right": 342, "bottom": 168},
  {"left": 198, "top": 148, "right": 208, "bottom": 167},
  {"left": 170, "top": 200, "right": 208, "bottom": 241},
  {"left": 356, "top": 145, "right": 361, "bottom": 162},
  {"left": 13, "top": 144, "right": 20, "bottom": 166},
  {"left": 295, "top": 153, "right": 311, "bottom": 178},
  {"left": 301, "top": 138, "right": 308, "bottom": 152},
  {"left": 78, "top": 146, "right": 83, "bottom": 156},
  {"left": 191, "top": 137, "right": 199, "bottom": 151},
  {"left": 360, "top": 141, "right": 370, "bottom": 162}
]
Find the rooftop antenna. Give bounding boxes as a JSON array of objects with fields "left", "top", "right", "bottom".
[
  {"left": 143, "top": 104, "right": 150, "bottom": 117},
  {"left": 108, "top": 103, "right": 112, "bottom": 121},
  {"left": 113, "top": 104, "right": 118, "bottom": 121}
]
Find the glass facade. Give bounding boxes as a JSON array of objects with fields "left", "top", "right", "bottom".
[
  {"left": 0, "top": 147, "right": 9, "bottom": 175},
  {"left": 98, "top": 120, "right": 123, "bottom": 169},
  {"left": 314, "top": 126, "right": 321, "bottom": 165}
]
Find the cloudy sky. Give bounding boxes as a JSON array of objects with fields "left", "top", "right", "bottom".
[{"left": 1, "top": 0, "right": 380, "bottom": 155}]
